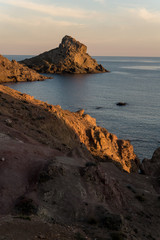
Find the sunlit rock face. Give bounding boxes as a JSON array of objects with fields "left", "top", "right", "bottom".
[
  {"left": 0, "top": 55, "right": 47, "bottom": 83},
  {"left": 20, "top": 35, "right": 108, "bottom": 74}
]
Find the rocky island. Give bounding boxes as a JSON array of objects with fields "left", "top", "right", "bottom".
[
  {"left": 0, "top": 55, "right": 48, "bottom": 83},
  {"left": 20, "top": 36, "right": 108, "bottom": 74},
  {"left": 0, "top": 84, "right": 160, "bottom": 240}
]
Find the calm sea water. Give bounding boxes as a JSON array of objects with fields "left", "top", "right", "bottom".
[{"left": 4, "top": 55, "right": 160, "bottom": 160}]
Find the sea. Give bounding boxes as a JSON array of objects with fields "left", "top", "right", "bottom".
[{"left": 3, "top": 55, "right": 160, "bottom": 161}]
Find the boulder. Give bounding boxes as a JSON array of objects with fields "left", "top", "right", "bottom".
[
  {"left": 116, "top": 102, "right": 127, "bottom": 106},
  {"left": 20, "top": 35, "right": 108, "bottom": 74},
  {"left": 0, "top": 55, "right": 48, "bottom": 83}
]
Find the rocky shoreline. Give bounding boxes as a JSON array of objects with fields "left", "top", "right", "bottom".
[
  {"left": 0, "top": 55, "right": 48, "bottom": 83},
  {"left": 0, "top": 84, "right": 160, "bottom": 240}
]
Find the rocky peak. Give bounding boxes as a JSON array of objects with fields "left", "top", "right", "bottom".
[
  {"left": 20, "top": 36, "right": 108, "bottom": 74},
  {"left": 59, "top": 35, "right": 87, "bottom": 54}
]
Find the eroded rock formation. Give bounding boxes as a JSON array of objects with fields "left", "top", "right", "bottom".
[
  {"left": 0, "top": 55, "right": 48, "bottom": 83},
  {"left": 20, "top": 36, "right": 108, "bottom": 74}
]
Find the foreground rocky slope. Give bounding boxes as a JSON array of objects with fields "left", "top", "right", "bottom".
[
  {"left": 0, "top": 55, "right": 48, "bottom": 83},
  {"left": 0, "top": 85, "right": 138, "bottom": 173},
  {"left": 0, "top": 85, "right": 160, "bottom": 240},
  {"left": 20, "top": 36, "right": 108, "bottom": 74}
]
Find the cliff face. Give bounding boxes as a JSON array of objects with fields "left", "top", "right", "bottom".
[
  {"left": 0, "top": 85, "right": 138, "bottom": 173},
  {"left": 59, "top": 111, "right": 139, "bottom": 173},
  {"left": 20, "top": 36, "right": 108, "bottom": 74},
  {"left": 0, "top": 55, "right": 48, "bottom": 83}
]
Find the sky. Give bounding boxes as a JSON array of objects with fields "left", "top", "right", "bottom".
[{"left": 0, "top": 0, "right": 160, "bottom": 56}]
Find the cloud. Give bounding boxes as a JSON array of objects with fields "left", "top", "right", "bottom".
[
  {"left": 128, "top": 8, "right": 160, "bottom": 23},
  {"left": 0, "top": 12, "right": 85, "bottom": 27},
  {"left": 0, "top": 0, "right": 99, "bottom": 19},
  {"left": 93, "top": 0, "right": 105, "bottom": 4}
]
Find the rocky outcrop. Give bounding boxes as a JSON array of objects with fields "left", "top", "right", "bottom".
[
  {"left": 0, "top": 55, "right": 48, "bottom": 83},
  {"left": 140, "top": 147, "right": 160, "bottom": 176},
  {"left": 116, "top": 102, "right": 128, "bottom": 106},
  {"left": 0, "top": 85, "right": 139, "bottom": 173},
  {"left": 64, "top": 112, "right": 140, "bottom": 173},
  {"left": 20, "top": 36, "right": 108, "bottom": 74},
  {"left": 140, "top": 148, "right": 160, "bottom": 194}
]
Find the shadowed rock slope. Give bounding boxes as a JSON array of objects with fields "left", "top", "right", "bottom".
[
  {"left": 140, "top": 147, "right": 160, "bottom": 177},
  {"left": 0, "top": 85, "right": 160, "bottom": 240},
  {"left": 20, "top": 35, "right": 108, "bottom": 74},
  {"left": 0, "top": 55, "right": 48, "bottom": 83},
  {"left": 140, "top": 147, "right": 160, "bottom": 194}
]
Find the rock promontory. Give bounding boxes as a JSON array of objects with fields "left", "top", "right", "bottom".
[
  {"left": 0, "top": 55, "right": 48, "bottom": 83},
  {"left": 20, "top": 35, "right": 108, "bottom": 74}
]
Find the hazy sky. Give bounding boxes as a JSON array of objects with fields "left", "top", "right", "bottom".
[{"left": 0, "top": 0, "right": 160, "bottom": 56}]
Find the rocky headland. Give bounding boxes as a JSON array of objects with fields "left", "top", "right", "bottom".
[
  {"left": 0, "top": 55, "right": 48, "bottom": 83},
  {"left": 20, "top": 36, "right": 108, "bottom": 74},
  {"left": 0, "top": 84, "right": 160, "bottom": 240}
]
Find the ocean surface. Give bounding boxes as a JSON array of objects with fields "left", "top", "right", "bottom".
[{"left": 4, "top": 55, "right": 160, "bottom": 160}]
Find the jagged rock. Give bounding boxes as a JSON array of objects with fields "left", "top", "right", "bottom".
[
  {"left": 20, "top": 36, "right": 108, "bottom": 74},
  {"left": 140, "top": 147, "right": 160, "bottom": 193},
  {"left": 76, "top": 109, "right": 85, "bottom": 116},
  {"left": 140, "top": 147, "right": 160, "bottom": 176},
  {"left": 0, "top": 55, "right": 48, "bottom": 83}
]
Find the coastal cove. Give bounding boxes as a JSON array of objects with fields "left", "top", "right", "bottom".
[{"left": 4, "top": 55, "right": 160, "bottom": 160}]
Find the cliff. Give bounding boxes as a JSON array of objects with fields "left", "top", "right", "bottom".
[
  {"left": 0, "top": 55, "right": 48, "bottom": 83},
  {"left": 0, "top": 85, "right": 138, "bottom": 173},
  {"left": 0, "top": 85, "right": 160, "bottom": 240},
  {"left": 20, "top": 36, "right": 108, "bottom": 74}
]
